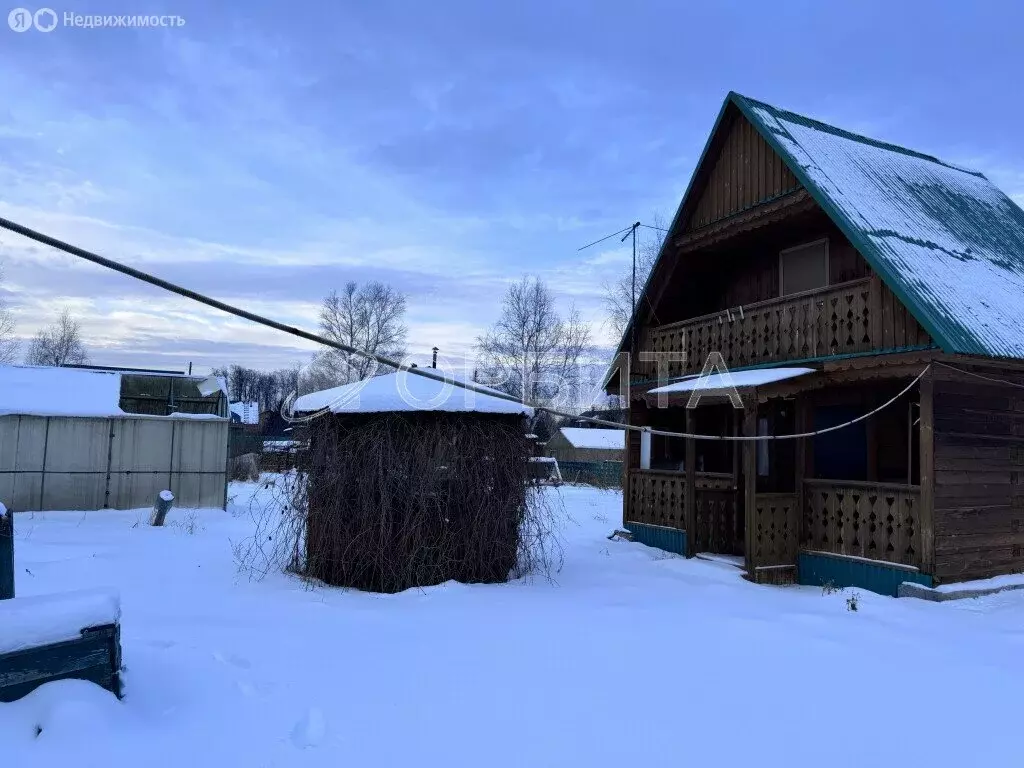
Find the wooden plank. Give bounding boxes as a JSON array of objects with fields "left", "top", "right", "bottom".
[
  {"left": 919, "top": 372, "right": 935, "bottom": 574},
  {"left": 685, "top": 408, "right": 696, "bottom": 557},
  {"left": 743, "top": 404, "right": 757, "bottom": 572},
  {"left": 0, "top": 507, "right": 12, "bottom": 600}
]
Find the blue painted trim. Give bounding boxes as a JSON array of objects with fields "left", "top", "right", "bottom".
[
  {"left": 798, "top": 552, "right": 932, "bottom": 598},
  {"left": 624, "top": 522, "right": 687, "bottom": 557}
]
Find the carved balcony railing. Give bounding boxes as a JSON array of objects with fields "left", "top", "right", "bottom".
[
  {"left": 802, "top": 479, "right": 922, "bottom": 568},
  {"left": 634, "top": 276, "right": 930, "bottom": 380}
]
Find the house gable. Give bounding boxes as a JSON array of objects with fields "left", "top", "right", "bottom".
[
  {"left": 683, "top": 106, "right": 801, "bottom": 233},
  {"left": 609, "top": 90, "right": 1024, "bottom": 393}
]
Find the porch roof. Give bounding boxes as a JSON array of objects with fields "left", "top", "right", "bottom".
[{"left": 647, "top": 366, "right": 816, "bottom": 395}]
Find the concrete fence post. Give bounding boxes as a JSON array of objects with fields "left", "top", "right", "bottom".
[{"left": 0, "top": 503, "right": 13, "bottom": 600}]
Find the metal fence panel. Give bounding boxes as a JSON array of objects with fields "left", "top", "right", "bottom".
[
  {"left": 0, "top": 415, "right": 227, "bottom": 512},
  {"left": 0, "top": 417, "right": 46, "bottom": 510}
]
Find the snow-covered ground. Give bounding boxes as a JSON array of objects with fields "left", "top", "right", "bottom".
[{"left": 2, "top": 479, "right": 1022, "bottom": 767}]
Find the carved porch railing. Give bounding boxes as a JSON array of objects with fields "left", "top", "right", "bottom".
[
  {"left": 625, "top": 470, "right": 734, "bottom": 535},
  {"left": 693, "top": 488, "right": 742, "bottom": 556},
  {"left": 626, "top": 470, "right": 685, "bottom": 529},
  {"left": 748, "top": 493, "right": 800, "bottom": 570},
  {"left": 635, "top": 276, "right": 926, "bottom": 380},
  {"left": 802, "top": 479, "right": 922, "bottom": 568}
]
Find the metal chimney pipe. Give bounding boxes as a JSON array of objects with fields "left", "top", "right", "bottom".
[{"left": 432, "top": 347, "right": 438, "bottom": 369}]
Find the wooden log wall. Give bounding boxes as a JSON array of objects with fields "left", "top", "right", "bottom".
[{"left": 931, "top": 368, "right": 1024, "bottom": 583}]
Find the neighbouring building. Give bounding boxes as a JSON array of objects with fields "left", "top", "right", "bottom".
[
  {"left": 0, "top": 365, "right": 229, "bottom": 511},
  {"left": 547, "top": 427, "right": 625, "bottom": 463},
  {"left": 606, "top": 91, "right": 1024, "bottom": 596}
]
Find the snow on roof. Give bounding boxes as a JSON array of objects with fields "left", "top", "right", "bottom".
[
  {"left": 735, "top": 93, "right": 1024, "bottom": 359},
  {"left": 292, "top": 371, "right": 533, "bottom": 417},
  {"left": 0, "top": 365, "right": 227, "bottom": 419},
  {"left": 0, "top": 365, "right": 125, "bottom": 417},
  {"left": 559, "top": 427, "right": 625, "bottom": 450},
  {"left": 230, "top": 401, "right": 260, "bottom": 424},
  {"left": 648, "top": 367, "right": 815, "bottom": 395}
]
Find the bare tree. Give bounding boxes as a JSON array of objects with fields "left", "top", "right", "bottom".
[
  {"left": 25, "top": 308, "right": 89, "bottom": 367},
  {"left": 476, "top": 276, "right": 593, "bottom": 409},
  {"left": 602, "top": 214, "right": 668, "bottom": 341},
  {"left": 0, "top": 266, "right": 17, "bottom": 364},
  {"left": 307, "top": 281, "right": 408, "bottom": 387}
]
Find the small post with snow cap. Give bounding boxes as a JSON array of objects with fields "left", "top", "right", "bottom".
[
  {"left": 150, "top": 490, "right": 175, "bottom": 527},
  {"left": 432, "top": 347, "right": 439, "bottom": 369},
  {"left": 0, "top": 502, "right": 13, "bottom": 599}
]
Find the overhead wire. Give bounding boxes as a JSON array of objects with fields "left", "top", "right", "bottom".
[{"left": 0, "top": 215, "right": 928, "bottom": 442}]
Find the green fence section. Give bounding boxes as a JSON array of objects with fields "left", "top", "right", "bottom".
[
  {"left": 624, "top": 522, "right": 687, "bottom": 557},
  {"left": 558, "top": 460, "right": 623, "bottom": 487},
  {"left": 798, "top": 552, "right": 932, "bottom": 597}
]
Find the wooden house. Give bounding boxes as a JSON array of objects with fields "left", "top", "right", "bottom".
[{"left": 605, "top": 92, "right": 1024, "bottom": 595}]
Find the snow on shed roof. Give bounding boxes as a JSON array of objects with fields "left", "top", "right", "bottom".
[
  {"left": 292, "top": 371, "right": 533, "bottom": 417},
  {"left": 0, "top": 365, "right": 125, "bottom": 417},
  {"left": 0, "top": 365, "right": 227, "bottom": 419},
  {"left": 559, "top": 427, "right": 625, "bottom": 451},
  {"left": 732, "top": 92, "right": 1024, "bottom": 359}
]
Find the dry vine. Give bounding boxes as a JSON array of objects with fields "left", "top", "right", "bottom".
[{"left": 235, "top": 412, "right": 562, "bottom": 593}]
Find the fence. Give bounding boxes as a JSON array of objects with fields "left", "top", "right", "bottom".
[
  {"left": 558, "top": 460, "right": 623, "bottom": 487},
  {"left": 0, "top": 414, "right": 229, "bottom": 511}
]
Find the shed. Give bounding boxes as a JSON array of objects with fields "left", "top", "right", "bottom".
[
  {"left": 291, "top": 371, "right": 534, "bottom": 593},
  {"left": 547, "top": 427, "right": 625, "bottom": 463},
  {"left": 0, "top": 365, "right": 229, "bottom": 512}
]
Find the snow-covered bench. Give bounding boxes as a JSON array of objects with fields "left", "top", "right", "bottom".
[
  {"left": 0, "top": 504, "right": 123, "bottom": 703},
  {"left": 0, "top": 588, "right": 123, "bottom": 703}
]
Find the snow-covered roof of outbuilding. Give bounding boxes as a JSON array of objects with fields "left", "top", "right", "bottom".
[
  {"left": 291, "top": 371, "right": 533, "bottom": 417},
  {"left": 0, "top": 365, "right": 227, "bottom": 419},
  {"left": 0, "top": 365, "right": 124, "bottom": 417},
  {"left": 559, "top": 427, "right": 625, "bottom": 451},
  {"left": 733, "top": 93, "right": 1024, "bottom": 359}
]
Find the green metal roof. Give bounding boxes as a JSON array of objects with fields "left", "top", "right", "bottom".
[
  {"left": 734, "top": 92, "right": 1024, "bottom": 359},
  {"left": 607, "top": 92, "right": 1024, "bottom": 382}
]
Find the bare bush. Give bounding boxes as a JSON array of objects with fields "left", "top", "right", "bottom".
[
  {"left": 230, "top": 453, "right": 261, "bottom": 482},
  {"left": 235, "top": 414, "right": 562, "bottom": 593}
]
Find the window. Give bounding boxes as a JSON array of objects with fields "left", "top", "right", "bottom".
[{"left": 780, "top": 239, "right": 829, "bottom": 296}]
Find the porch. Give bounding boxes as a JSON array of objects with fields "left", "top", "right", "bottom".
[{"left": 622, "top": 371, "right": 933, "bottom": 592}]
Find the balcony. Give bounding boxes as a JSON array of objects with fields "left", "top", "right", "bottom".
[{"left": 634, "top": 276, "right": 929, "bottom": 381}]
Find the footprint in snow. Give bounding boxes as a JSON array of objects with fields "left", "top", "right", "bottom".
[{"left": 290, "top": 707, "right": 326, "bottom": 749}]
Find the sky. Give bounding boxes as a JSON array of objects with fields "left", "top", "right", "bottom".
[{"left": 1, "top": 0, "right": 1023, "bottom": 375}]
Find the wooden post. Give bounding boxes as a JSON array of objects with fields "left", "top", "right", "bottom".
[
  {"left": 794, "top": 396, "right": 810, "bottom": 552},
  {"left": 0, "top": 503, "right": 12, "bottom": 600},
  {"left": 150, "top": 490, "right": 175, "bottom": 527},
  {"left": 865, "top": 391, "right": 879, "bottom": 481},
  {"left": 684, "top": 408, "right": 696, "bottom": 557},
  {"left": 732, "top": 409, "right": 742, "bottom": 545},
  {"left": 918, "top": 373, "right": 935, "bottom": 576},
  {"left": 742, "top": 401, "right": 758, "bottom": 573}
]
